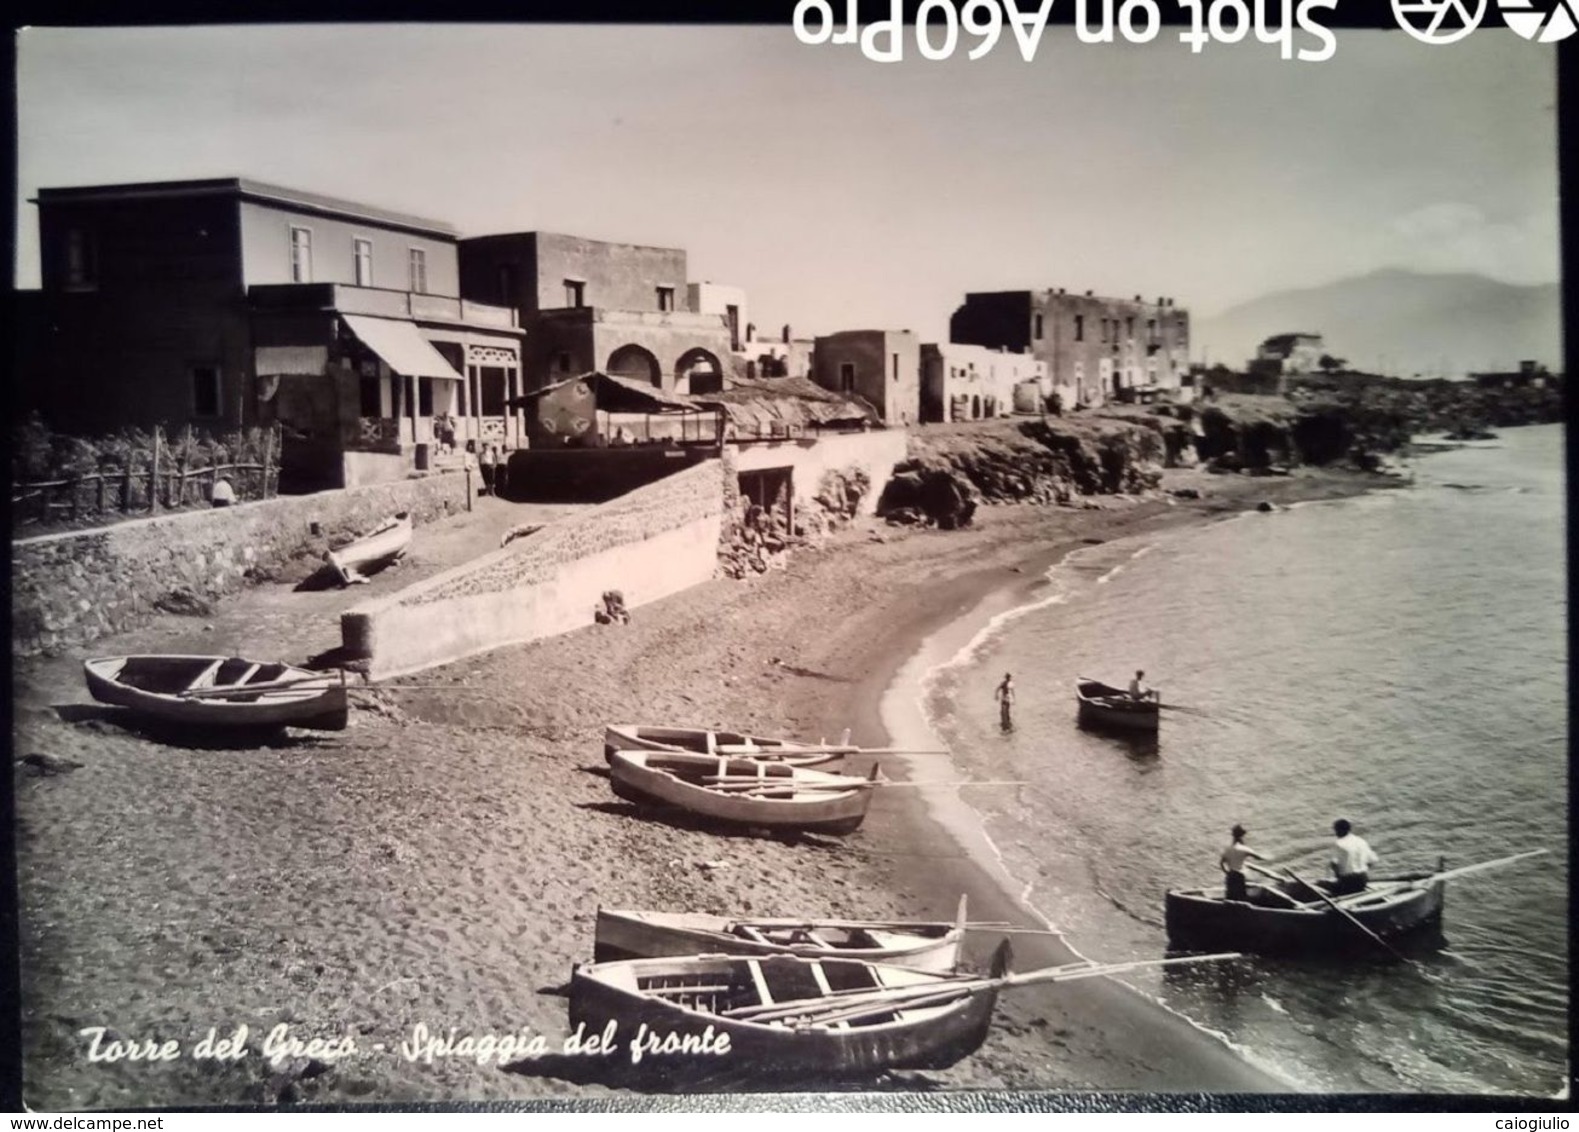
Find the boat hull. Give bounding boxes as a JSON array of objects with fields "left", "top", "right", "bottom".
[
  {"left": 326, "top": 514, "right": 412, "bottom": 584},
  {"left": 594, "top": 909, "right": 961, "bottom": 973},
  {"left": 1076, "top": 680, "right": 1160, "bottom": 733},
  {"left": 608, "top": 750, "right": 872, "bottom": 835},
  {"left": 603, "top": 725, "right": 842, "bottom": 768},
  {"left": 83, "top": 655, "right": 349, "bottom": 731},
  {"left": 569, "top": 954, "right": 998, "bottom": 1079},
  {"left": 1164, "top": 881, "right": 1445, "bottom": 955}
]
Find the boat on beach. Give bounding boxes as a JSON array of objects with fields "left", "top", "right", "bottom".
[
  {"left": 1164, "top": 875, "right": 1445, "bottom": 955},
  {"left": 607, "top": 749, "right": 879, "bottom": 835},
  {"left": 568, "top": 946, "right": 1012, "bottom": 1078},
  {"left": 83, "top": 654, "right": 350, "bottom": 731},
  {"left": 567, "top": 943, "right": 1242, "bottom": 1080},
  {"left": 1076, "top": 677, "right": 1161, "bottom": 733},
  {"left": 603, "top": 724, "right": 848, "bottom": 768},
  {"left": 593, "top": 905, "right": 967, "bottom": 973},
  {"left": 326, "top": 511, "right": 412, "bottom": 585}
]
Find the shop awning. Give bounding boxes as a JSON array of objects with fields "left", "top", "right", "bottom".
[
  {"left": 342, "top": 314, "right": 463, "bottom": 381},
  {"left": 254, "top": 345, "right": 329, "bottom": 376}
]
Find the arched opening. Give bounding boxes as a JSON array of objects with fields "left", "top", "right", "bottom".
[
  {"left": 971, "top": 394, "right": 982, "bottom": 420},
  {"left": 606, "top": 344, "right": 662, "bottom": 387},
  {"left": 675, "top": 347, "right": 724, "bottom": 396}
]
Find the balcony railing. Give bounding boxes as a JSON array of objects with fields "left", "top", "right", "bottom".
[{"left": 249, "top": 283, "right": 518, "bottom": 329}]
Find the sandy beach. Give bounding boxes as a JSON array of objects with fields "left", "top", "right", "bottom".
[{"left": 11, "top": 465, "right": 1388, "bottom": 1109}]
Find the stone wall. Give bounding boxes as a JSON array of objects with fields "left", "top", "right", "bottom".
[
  {"left": 340, "top": 459, "right": 724, "bottom": 679},
  {"left": 12, "top": 470, "right": 474, "bottom": 656}
]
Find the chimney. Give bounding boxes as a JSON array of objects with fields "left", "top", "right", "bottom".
[
  {"left": 1156, "top": 296, "right": 1164, "bottom": 306},
  {"left": 782, "top": 324, "right": 791, "bottom": 343},
  {"left": 1085, "top": 290, "right": 1093, "bottom": 297}
]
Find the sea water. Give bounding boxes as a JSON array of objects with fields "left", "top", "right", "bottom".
[{"left": 923, "top": 423, "right": 1568, "bottom": 1094}]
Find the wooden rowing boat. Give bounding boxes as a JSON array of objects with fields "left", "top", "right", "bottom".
[
  {"left": 83, "top": 655, "right": 350, "bottom": 731},
  {"left": 567, "top": 945, "right": 1242, "bottom": 1080},
  {"left": 593, "top": 907, "right": 965, "bottom": 973},
  {"left": 326, "top": 511, "right": 412, "bottom": 585},
  {"left": 568, "top": 947, "right": 1010, "bottom": 1078},
  {"left": 1164, "top": 875, "right": 1445, "bottom": 955},
  {"left": 604, "top": 724, "right": 845, "bottom": 768},
  {"left": 607, "top": 749, "right": 878, "bottom": 835},
  {"left": 1076, "top": 677, "right": 1161, "bottom": 733}
]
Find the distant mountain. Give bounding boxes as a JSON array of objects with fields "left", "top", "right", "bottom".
[{"left": 1195, "top": 269, "right": 1562, "bottom": 377}]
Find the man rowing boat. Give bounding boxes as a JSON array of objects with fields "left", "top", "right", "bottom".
[
  {"left": 1329, "top": 818, "right": 1379, "bottom": 895},
  {"left": 1128, "top": 670, "right": 1157, "bottom": 702}
]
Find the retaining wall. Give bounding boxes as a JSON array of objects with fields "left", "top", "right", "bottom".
[
  {"left": 341, "top": 459, "right": 724, "bottom": 680},
  {"left": 12, "top": 470, "right": 474, "bottom": 656}
]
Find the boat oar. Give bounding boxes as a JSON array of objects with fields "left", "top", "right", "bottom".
[
  {"left": 1280, "top": 866, "right": 1417, "bottom": 966},
  {"left": 178, "top": 673, "right": 343, "bottom": 699},
  {"left": 1402, "top": 849, "right": 1548, "bottom": 887},
  {"left": 725, "top": 952, "right": 1242, "bottom": 1026},
  {"left": 714, "top": 745, "right": 950, "bottom": 757}
]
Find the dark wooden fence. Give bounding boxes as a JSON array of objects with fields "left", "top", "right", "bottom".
[{"left": 12, "top": 425, "right": 281, "bottom": 530}]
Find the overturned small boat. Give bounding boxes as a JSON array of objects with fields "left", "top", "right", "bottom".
[
  {"left": 1076, "top": 677, "right": 1161, "bottom": 733},
  {"left": 567, "top": 944, "right": 1239, "bottom": 1080},
  {"left": 83, "top": 655, "right": 349, "bottom": 731},
  {"left": 607, "top": 749, "right": 878, "bottom": 835},
  {"left": 604, "top": 724, "right": 849, "bottom": 768},
  {"left": 326, "top": 511, "right": 412, "bottom": 585},
  {"left": 594, "top": 899, "right": 968, "bottom": 973}
]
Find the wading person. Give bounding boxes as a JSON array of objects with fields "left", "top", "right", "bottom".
[
  {"left": 1219, "top": 824, "right": 1263, "bottom": 903},
  {"left": 994, "top": 673, "right": 1015, "bottom": 729},
  {"left": 1329, "top": 818, "right": 1378, "bottom": 895}
]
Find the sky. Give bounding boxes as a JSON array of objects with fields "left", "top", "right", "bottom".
[{"left": 13, "top": 23, "right": 1561, "bottom": 343}]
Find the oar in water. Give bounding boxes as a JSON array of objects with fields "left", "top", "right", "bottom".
[
  {"left": 1281, "top": 866, "right": 1417, "bottom": 967},
  {"left": 1403, "top": 849, "right": 1549, "bottom": 887}
]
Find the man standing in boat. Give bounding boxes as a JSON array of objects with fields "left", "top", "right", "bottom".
[
  {"left": 1219, "top": 824, "right": 1263, "bottom": 903},
  {"left": 1128, "top": 670, "right": 1157, "bottom": 702},
  {"left": 994, "top": 673, "right": 1015, "bottom": 729},
  {"left": 1329, "top": 819, "right": 1379, "bottom": 895}
]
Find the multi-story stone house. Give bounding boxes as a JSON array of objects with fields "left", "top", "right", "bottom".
[
  {"left": 949, "top": 289, "right": 1190, "bottom": 407},
  {"left": 19, "top": 177, "right": 524, "bottom": 489},
  {"left": 457, "top": 233, "right": 738, "bottom": 396}
]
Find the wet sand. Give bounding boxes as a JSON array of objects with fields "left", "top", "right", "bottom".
[{"left": 11, "top": 466, "right": 1383, "bottom": 1109}]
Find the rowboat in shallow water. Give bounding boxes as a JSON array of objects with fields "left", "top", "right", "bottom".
[
  {"left": 593, "top": 904, "right": 966, "bottom": 973},
  {"left": 326, "top": 511, "right": 411, "bottom": 585},
  {"left": 604, "top": 724, "right": 847, "bottom": 768},
  {"left": 1164, "top": 875, "right": 1445, "bottom": 955},
  {"left": 1076, "top": 677, "right": 1161, "bottom": 733},
  {"left": 83, "top": 655, "right": 349, "bottom": 731},
  {"left": 1164, "top": 850, "right": 1549, "bottom": 956},
  {"left": 607, "top": 749, "right": 878, "bottom": 835}
]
